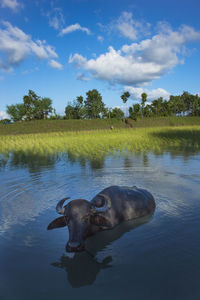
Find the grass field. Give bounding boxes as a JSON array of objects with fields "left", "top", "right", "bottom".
[
  {"left": 1, "top": 126, "right": 200, "bottom": 160},
  {"left": 1, "top": 116, "right": 200, "bottom": 136}
]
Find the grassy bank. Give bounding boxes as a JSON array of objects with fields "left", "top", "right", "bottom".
[
  {"left": 1, "top": 117, "right": 200, "bottom": 136},
  {"left": 1, "top": 126, "right": 200, "bottom": 159}
]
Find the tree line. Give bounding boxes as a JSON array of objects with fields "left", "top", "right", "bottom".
[
  {"left": 128, "top": 91, "right": 200, "bottom": 120},
  {"left": 5, "top": 89, "right": 200, "bottom": 123}
]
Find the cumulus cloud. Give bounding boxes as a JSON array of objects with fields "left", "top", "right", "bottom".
[
  {"left": 0, "top": 111, "right": 9, "bottom": 120},
  {"left": 60, "top": 23, "right": 91, "bottom": 36},
  {"left": 69, "top": 24, "right": 200, "bottom": 86},
  {"left": 125, "top": 87, "right": 170, "bottom": 101},
  {"left": 0, "top": 21, "right": 59, "bottom": 72},
  {"left": 48, "top": 59, "right": 63, "bottom": 70},
  {"left": 1, "top": 0, "right": 22, "bottom": 12}
]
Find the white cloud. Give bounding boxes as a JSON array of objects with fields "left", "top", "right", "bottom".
[
  {"left": 0, "top": 21, "right": 59, "bottom": 72},
  {"left": 45, "top": 7, "right": 65, "bottom": 30},
  {"left": 50, "top": 16, "right": 63, "bottom": 30},
  {"left": 0, "top": 111, "right": 9, "bottom": 120},
  {"left": 60, "top": 23, "right": 91, "bottom": 36},
  {"left": 30, "top": 40, "right": 58, "bottom": 59},
  {"left": 108, "top": 11, "right": 151, "bottom": 41},
  {"left": 69, "top": 53, "right": 87, "bottom": 67},
  {"left": 1, "top": 0, "right": 22, "bottom": 11},
  {"left": 48, "top": 59, "right": 63, "bottom": 70},
  {"left": 116, "top": 12, "right": 143, "bottom": 40},
  {"left": 125, "top": 87, "right": 170, "bottom": 101},
  {"left": 44, "top": 6, "right": 91, "bottom": 39},
  {"left": 69, "top": 24, "right": 200, "bottom": 86}
]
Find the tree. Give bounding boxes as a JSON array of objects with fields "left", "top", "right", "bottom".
[
  {"left": 121, "top": 91, "right": 130, "bottom": 104},
  {"left": 23, "top": 90, "right": 39, "bottom": 120},
  {"left": 151, "top": 97, "right": 165, "bottom": 116},
  {"left": 110, "top": 107, "right": 125, "bottom": 119},
  {"left": 192, "top": 95, "right": 200, "bottom": 116},
  {"left": 23, "top": 90, "right": 53, "bottom": 120},
  {"left": 141, "top": 92, "right": 147, "bottom": 116},
  {"left": 73, "top": 103, "right": 86, "bottom": 119},
  {"left": 161, "top": 100, "right": 170, "bottom": 116},
  {"left": 168, "top": 95, "right": 184, "bottom": 115},
  {"left": 143, "top": 105, "right": 152, "bottom": 117},
  {"left": 65, "top": 98, "right": 86, "bottom": 119},
  {"left": 65, "top": 103, "right": 76, "bottom": 119},
  {"left": 181, "top": 91, "right": 192, "bottom": 114},
  {"left": 38, "top": 97, "right": 53, "bottom": 119},
  {"left": 32, "top": 97, "right": 53, "bottom": 119},
  {"left": 74, "top": 96, "right": 86, "bottom": 119},
  {"left": 77, "top": 96, "right": 83, "bottom": 105},
  {"left": 6, "top": 103, "right": 26, "bottom": 122},
  {"left": 0, "top": 118, "right": 11, "bottom": 124},
  {"left": 84, "top": 89, "right": 105, "bottom": 119},
  {"left": 6, "top": 90, "right": 53, "bottom": 121},
  {"left": 129, "top": 103, "right": 141, "bottom": 120},
  {"left": 101, "top": 107, "right": 110, "bottom": 119}
]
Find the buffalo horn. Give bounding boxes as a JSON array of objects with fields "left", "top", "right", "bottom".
[
  {"left": 92, "top": 194, "right": 111, "bottom": 213},
  {"left": 56, "top": 197, "right": 70, "bottom": 215}
]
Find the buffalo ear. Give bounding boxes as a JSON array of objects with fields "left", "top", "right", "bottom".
[
  {"left": 47, "top": 216, "right": 67, "bottom": 230},
  {"left": 90, "top": 214, "right": 112, "bottom": 228}
]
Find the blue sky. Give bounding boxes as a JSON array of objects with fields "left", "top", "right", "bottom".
[{"left": 0, "top": 0, "right": 200, "bottom": 119}]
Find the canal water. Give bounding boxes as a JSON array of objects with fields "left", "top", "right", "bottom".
[{"left": 0, "top": 150, "right": 200, "bottom": 299}]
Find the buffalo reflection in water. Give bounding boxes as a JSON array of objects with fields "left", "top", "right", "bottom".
[{"left": 51, "top": 214, "right": 153, "bottom": 288}]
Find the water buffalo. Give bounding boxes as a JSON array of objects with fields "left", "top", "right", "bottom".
[
  {"left": 52, "top": 215, "right": 153, "bottom": 287},
  {"left": 47, "top": 185, "right": 155, "bottom": 252}
]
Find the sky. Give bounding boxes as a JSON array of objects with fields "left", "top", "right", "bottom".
[{"left": 0, "top": 0, "right": 200, "bottom": 119}]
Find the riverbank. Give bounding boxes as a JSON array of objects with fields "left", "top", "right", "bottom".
[{"left": 1, "top": 117, "right": 200, "bottom": 136}]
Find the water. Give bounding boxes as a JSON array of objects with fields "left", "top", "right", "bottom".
[{"left": 0, "top": 150, "right": 200, "bottom": 300}]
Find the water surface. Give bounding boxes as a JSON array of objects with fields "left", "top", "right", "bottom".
[{"left": 0, "top": 150, "right": 200, "bottom": 300}]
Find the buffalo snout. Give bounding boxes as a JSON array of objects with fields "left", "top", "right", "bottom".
[
  {"left": 66, "top": 241, "right": 85, "bottom": 252},
  {"left": 66, "top": 219, "right": 87, "bottom": 252}
]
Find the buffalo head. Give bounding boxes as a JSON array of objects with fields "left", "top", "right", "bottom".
[{"left": 47, "top": 195, "right": 112, "bottom": 252}]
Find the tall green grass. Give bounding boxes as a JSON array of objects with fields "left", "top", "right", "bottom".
[{"left": 1, "top": 126, "right": 200, "bottom": 159}]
